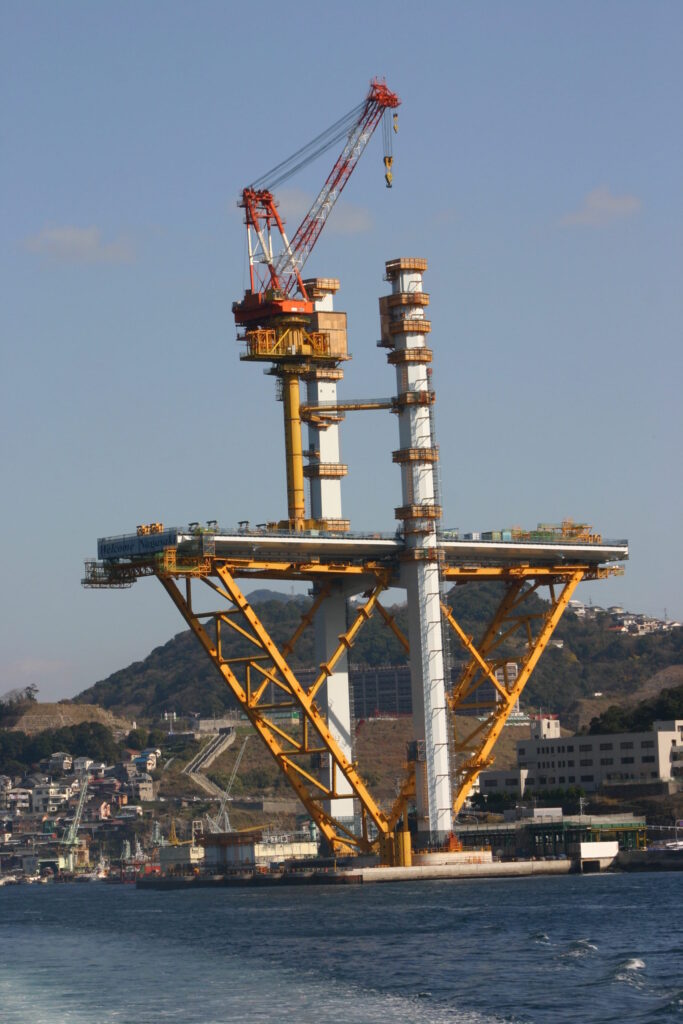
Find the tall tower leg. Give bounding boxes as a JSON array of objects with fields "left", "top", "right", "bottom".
[
  {"left": 312, "top": 582, "right": 355, "bottom": 825},
  {"left": 282, "top": 373, "right": 306, "bottom": 530},
  {"left": 303, "top": 278, "right": 354, "bottom": 827},
  {"left": 381, "top": 257, "right": 453, "bottom": 842}
]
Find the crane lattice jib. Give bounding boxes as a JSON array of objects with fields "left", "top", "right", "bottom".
[
  {"left": 239, "top": 80, "right": 399, "bottom": 306},
  {"left": 275, "top": 80, "right": 400, "bottom": 297}
]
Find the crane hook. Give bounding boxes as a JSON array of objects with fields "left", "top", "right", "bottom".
[{"left": 384, "top": 155, "right": 394, "bottom": 189}]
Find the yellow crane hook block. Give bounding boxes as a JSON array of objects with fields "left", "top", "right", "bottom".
[{"left": 384, "top": 155, "right": 394, "bottom": 188}]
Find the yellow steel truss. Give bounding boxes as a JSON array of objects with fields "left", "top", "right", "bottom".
[
  {"left": 441, "top": 569, "right": 585, "bottom": 814},
  {"left": 157, "top": 563, "right": 394, "bottom": 855},
  {"left": 84, "top": 551, "right": 622, "bottom": 856}
]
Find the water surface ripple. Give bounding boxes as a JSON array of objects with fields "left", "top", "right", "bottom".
[{"left": 1, "top": 873, "right": 681, "bottom": 1023}]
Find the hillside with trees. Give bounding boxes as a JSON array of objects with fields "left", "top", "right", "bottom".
[
  {"left": 0, "top": 721, "right": 123, "bottom": 776},
  {"left": 586, "top": 683, "right": 683, "bottom": 734},
  {"left": 74, "top": 586, "right": 682, "bottom": 722}
]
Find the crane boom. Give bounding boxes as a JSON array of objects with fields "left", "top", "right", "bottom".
[
  {"left": 273, "top": 80, "right": 399, "bottom": 297},
  {"left": 234, "top": 79, "right": 399, "bottom": 326}
]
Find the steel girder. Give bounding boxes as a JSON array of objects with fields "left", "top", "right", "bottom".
[
  {"left": 158, "top": 563, "right": 396, "bottom": 856},
  {"left": 85, "top": 553, "right": 620, "bottom": 854},
  {"left": 441, "top": 569, "right": 585, "bottom": 814}
]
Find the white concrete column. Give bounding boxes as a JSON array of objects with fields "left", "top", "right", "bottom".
[
  {"left": 382, "top": 257, "right": 453, "bottom": 841},
  {"left": 303, "top": 279, "right": 354, "bottom": 827},
  {"left": 312, "top": 582, "right": 354, "bottom": 824}
]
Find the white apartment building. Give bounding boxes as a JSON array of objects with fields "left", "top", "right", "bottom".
[
  {"left": 8, "top": 788, "right": 32, "bottom": 812},
  {"left": 32, "top": 782, "right": 73, "bottom": 815},
  {"left": 477, "top": 718, "right": 683, "bottom": 796}
]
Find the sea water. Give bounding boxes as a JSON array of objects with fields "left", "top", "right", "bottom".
[{"left": 1, "top": 873, "right": 681, "bottom": 1023}]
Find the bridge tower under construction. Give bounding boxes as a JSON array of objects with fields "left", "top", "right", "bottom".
[{"left": 83, "top": 80, "right": 628, "bottom": 864}]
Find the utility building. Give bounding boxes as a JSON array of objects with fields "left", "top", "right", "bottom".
[{"left": 477, "top": 718, "right": 683, "bottom": 795}]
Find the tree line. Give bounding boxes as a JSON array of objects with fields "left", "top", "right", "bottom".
[
  {"left": 587, "top": 684, "right": 683, "bottom": 734},
  {"left": 0, "top": 722, "right": 122, "bottom": 776}
]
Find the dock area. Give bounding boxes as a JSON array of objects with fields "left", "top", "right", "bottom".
[{"left": 136, "top": 858, "right": 575, "bottom": 890}]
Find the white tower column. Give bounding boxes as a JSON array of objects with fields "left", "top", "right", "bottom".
[
  {"left": 380, "top": 257, "right": 453, "bottom": 840},
  {"left": 302, "top": 278, "right": 354, "bottom": 825}
]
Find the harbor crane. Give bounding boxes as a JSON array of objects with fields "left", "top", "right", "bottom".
[{"left": 61, "top": 773, "right": 89, "bottom": 871}]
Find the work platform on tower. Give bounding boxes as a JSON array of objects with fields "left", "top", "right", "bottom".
[{"left": 91, "top": 527, "right": 628, "bottom": 579}]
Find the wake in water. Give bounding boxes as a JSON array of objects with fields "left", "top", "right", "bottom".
[
  {"left": 1, "top": 875, "right": 681, "bottom": 1024},
  {"left": 558, "top": 937, "right": 599, "bottom": 960},
  {"left": 613, "top": 957, "right": 647, "bottom": 990},
  {"left": 0, "top": 968, "right": 515, "bottom": 1024}
]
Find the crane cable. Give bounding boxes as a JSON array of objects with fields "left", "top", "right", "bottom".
[
  {"left": 382, "top": 109, "right": 397, "bottom": 188},
  {"left": 249, "top": 100, "right": 366, "bottom": 192}
]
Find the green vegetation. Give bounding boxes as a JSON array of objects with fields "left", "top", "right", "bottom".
[
  {"left": 0, "top": 685, "right": 38, "bottom": 727},
  {"left": 522, "top": 786, "right": 587, "bottom": 814},
  {"left": 472, "top": 785, "right": 586, "bottom": 815},
  {"left": 0, "top": 722, "right": 122, "bottom": 775},
  {"left": 447, "top": 583, "right": 683, "bottom": 714},
  {"left": 125, "top": 726, "right": 166, "bottom": 750},
  {"left": 586, "top": 683, "right": 683, "bottom": 734}
]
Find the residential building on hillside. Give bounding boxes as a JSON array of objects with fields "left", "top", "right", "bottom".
[
  {"left": 567, "top": 599, "right": 680, "bottom": 635},
  {"left": 48, "top": 752, "right": 73, "bottom": 773},
  {"left": 33, "top": 782, "right": 73, "bottom": 815},
  {"left": 8, "top": 788, "right": 31, "bottom": 812},
  {"left": 0, "top": 776, "right": 11, "bottom": 810},
  {"left": 134, "top": 753, "right": 156, "bottom": 772}
]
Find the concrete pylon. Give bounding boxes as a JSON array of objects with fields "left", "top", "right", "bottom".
[
  {"left": 380, "top": 258, "right": 453, "bottom": 841},
  {"left": 302, "top": 279, "right": 354, "bottom": 826}
]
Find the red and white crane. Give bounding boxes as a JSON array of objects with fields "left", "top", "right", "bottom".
[{"left": 234, "top": 79, "right": 400, "bottom": 326}]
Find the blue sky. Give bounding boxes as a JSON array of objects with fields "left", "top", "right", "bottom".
[{"left": 1, "top": 1, "right": 681, "bottom": 702}]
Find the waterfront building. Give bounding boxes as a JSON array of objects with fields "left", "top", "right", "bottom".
[
  {"left": 477, "top": 718, "right": 683, "bottom": 795},
  {"left": 201, "top": 830, "right": 318, "bottom": 872},
  {"left": 159, "top": 842, "right": 205, "bottom": 874},
  {"left": 455, "top": 809, "right": 646, "bottom": 859}
]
